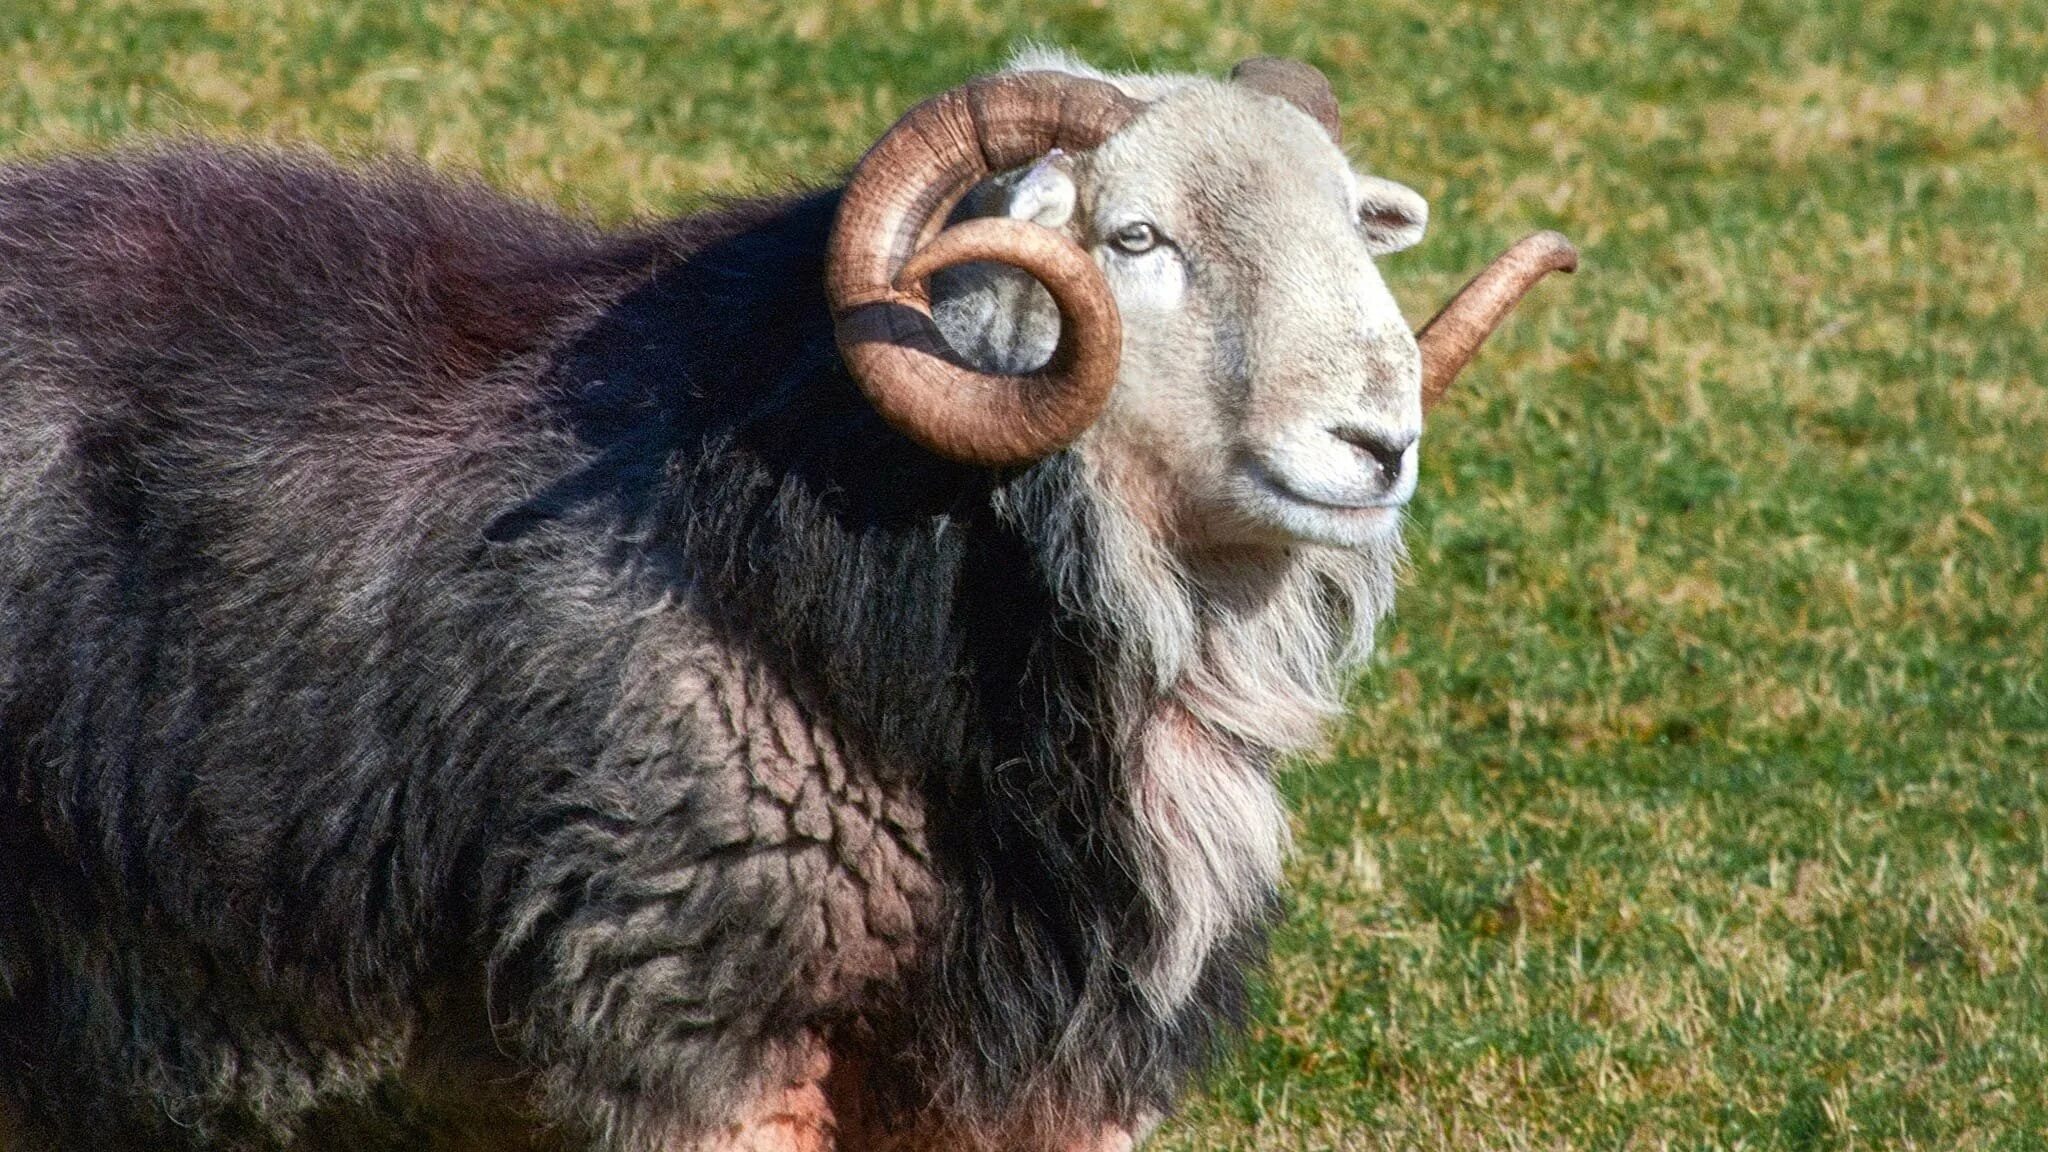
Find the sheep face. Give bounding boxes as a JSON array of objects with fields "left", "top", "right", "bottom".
[{"left": 934, "top": 76, "right": 1429, "bottom": 553}]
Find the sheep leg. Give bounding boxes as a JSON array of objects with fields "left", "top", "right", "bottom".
[
  {"left": 676, "top": 1039, "right": 839, "bottom": 1152},
  {"left": 675, "top": 1038, "right": 1145, "bottom": 1152},
  {"left": 683, "top": 1083, "right": 839, "bottom": 1152},
  {"left": 1067, "top": 1129, "right": 1138, "bottom": 1152}
]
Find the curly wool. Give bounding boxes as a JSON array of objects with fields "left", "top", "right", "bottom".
[{"left": 0, "top": 140, "right": 1395, "bottom": 1151}]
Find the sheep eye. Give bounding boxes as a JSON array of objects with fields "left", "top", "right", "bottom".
[{"left": 1109, "top": 222, "right": 1160, "bottom": 254}]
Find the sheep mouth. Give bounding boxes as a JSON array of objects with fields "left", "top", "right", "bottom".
[
  {"left": 1226, "top": 459, "right": 1408, "bottom": 548},
  {"left": 1238, "top": 458, "right": 1409, "bottom": 515}
]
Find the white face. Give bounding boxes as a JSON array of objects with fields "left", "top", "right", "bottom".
[{"left": 932, "top": 77, "right": 1430, "bottom": 553}]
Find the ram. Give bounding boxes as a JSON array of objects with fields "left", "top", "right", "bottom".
[{"left": 0, "top": 52, "right": 1573, "bottom": 1152}]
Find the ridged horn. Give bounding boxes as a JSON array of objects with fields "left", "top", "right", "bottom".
[
  {"left": 1418, "top": 231, "right": 1580, "bottom": 411},
  {"left": 1230, "top": 57, "right": 1340, "bottom": 140},
  {"left": 826, "top": 72, "right": 1143, "bottom": 467}
]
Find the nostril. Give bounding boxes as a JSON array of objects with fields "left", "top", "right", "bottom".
[{"left": 1331, "top": 426, "right": 1417, "bottom": 484}]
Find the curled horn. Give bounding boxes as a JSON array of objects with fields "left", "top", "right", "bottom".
[
  {"left": 1230, "top": 57, "right": 1340, "bottom": 140},
  {"left": 826, "top": 72, "right": 1142, "bottom": 467},
  {"left": 1417, "top": 231, "right": 1580, "bottom": 410}
]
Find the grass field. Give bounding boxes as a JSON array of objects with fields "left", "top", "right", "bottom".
[{"left": 4, "top": 1, "right": 2046, "bottom": 1148}]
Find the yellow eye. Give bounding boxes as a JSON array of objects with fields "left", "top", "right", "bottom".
[{"left": 1110, "top": 222, "right": 1161, "bottom": 254}]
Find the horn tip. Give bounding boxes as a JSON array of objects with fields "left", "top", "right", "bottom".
[{"left": 1524, "top": 229, "right": 1581, "bottom": 275}]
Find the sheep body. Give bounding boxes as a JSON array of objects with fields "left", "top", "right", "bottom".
[
  {"left": 0, "top": 46, "right": 1462, "bottom": 1150},
  {"left": 0, "top": 146, "right": 1260, "bottom": 1151}
]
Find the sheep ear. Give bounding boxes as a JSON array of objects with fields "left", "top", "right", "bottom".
[
  {"left": 1356, "top": 175, "right": 1428, "bottom": 255},
  {"left": 1003, "top": 150, "right": 1077, "bottom": 230}
]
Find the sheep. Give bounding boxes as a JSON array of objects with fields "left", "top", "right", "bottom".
[{"left": 0, "top": 50, "right": 1574, "bottom": 1152}]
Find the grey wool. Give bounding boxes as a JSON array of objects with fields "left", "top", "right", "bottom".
[{"left": 0, "top": 51, "right": 1434, "bottom": 1152}]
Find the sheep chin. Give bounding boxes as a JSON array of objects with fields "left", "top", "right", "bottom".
[{"left": 1056, "top": 447, "right": 1402, "bottom": 1009}]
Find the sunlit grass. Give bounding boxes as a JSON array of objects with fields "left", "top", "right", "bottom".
[{"left": 4, "top": 1, "right": 2045, "bottom": 1147}]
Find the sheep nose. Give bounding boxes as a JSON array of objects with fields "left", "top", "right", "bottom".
[{"left": 1331, "top": 426, "right": 1417, "bottom": 488}]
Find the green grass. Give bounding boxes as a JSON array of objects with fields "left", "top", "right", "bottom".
[{"left": 5, "top": 1, "right": 2046, "bottom": 1147}]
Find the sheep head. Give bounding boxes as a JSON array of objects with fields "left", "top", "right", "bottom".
[{"left": 827, "top": 56, "right": 1575, "bottom": 549}]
